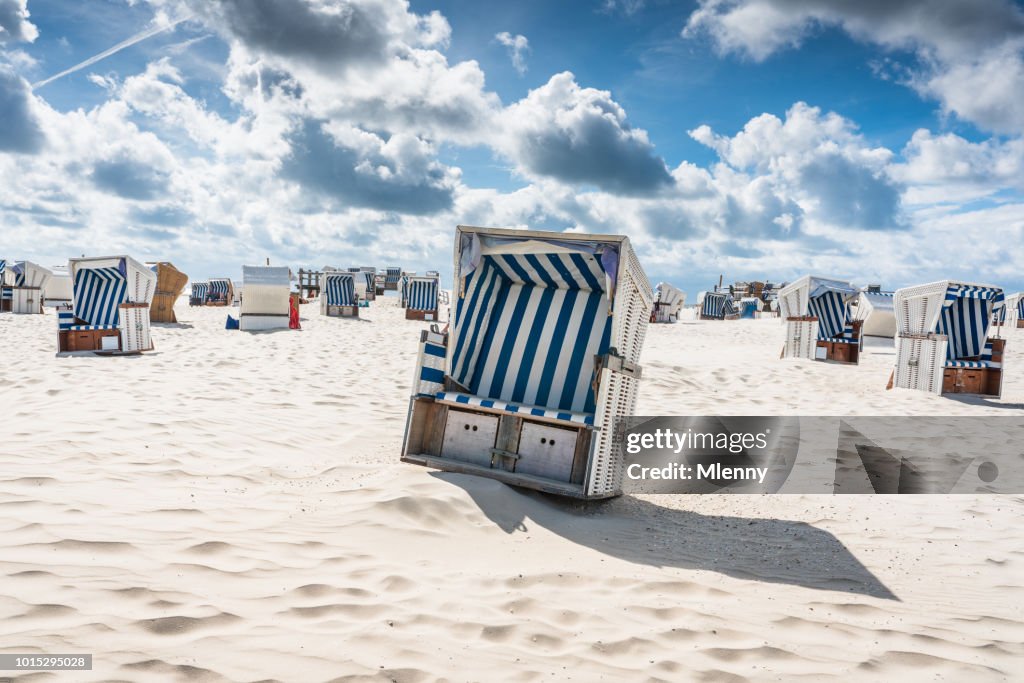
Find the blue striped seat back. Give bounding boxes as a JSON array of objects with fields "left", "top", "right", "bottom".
[
  {"left": 363, "top": 271, "right": 375, "bottom": 291},
  {"left": 1, "top": 287, "right": 10, "bottom": 300},
  {"left": 808, "top": 290, "right": 849, "bottom": 340},
  {"left": 937, "top": 295, "right": 994, "bottom": 360},
  {"left": 408, "top": 278, "right": 438, "bottom": 311},
  {"left": 57, "top": 309, "right": 75, "bottom": 330},
  {"left": 73, "top": 267, "right": 126, "bottom": 326},
  {"left": 386, "top": 267, "right": 401, "bottom": 284},
  {"left": 451, "top": 253, "right": 611, "bottom": 415},
  {"left": 10, "top": 263, "right": 25, "bottom": 287},
  {"left": 701, "top": 293, "right": 726, "bottom": 318},
  {"left": 324, "top": 273, "right": 355, "bottom": 306},
  {"left": 192, "top": 282, "right": 209, "bottom": 300},
  {"left": 1018, "top": 298, "right": 1024, "bottom": 319},
  {"left": 209, "top": 279, "right": 230, "bottom": 297}
]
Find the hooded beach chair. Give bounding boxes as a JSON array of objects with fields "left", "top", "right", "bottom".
[
  {"left": 0, "top": 259, "right": 10, "bottom": 312},
  {"left": 652, "top": 282, "right": 686, "bottom": 323},
  {"left": 778, "top": 275, "right": 862, "bottom": 364},
  {"left": 147, "top": 262, "right": 188, "bottom": 323},
  {"left": 239, "top": 265, "right": 291, "bottom": 331},
  {"left": 1005, "top": 292, "right": 1024, "bottom": 328},
  {"left": 855, "top": 289, "right": 896, "bottom": 338},
  {"left": 383, "top": 266, "right": 401, "bottom": 292},
  {"left": 888, "top": 281, "right": 1006, "bottom": 397},
  {"left": 402, "top": 225, "right": 652, "bottom": 499},
  {"left": 405, "top": 275, "right": 440, "bottom": 321},
  {"left": 321, "top": 272, "right": 359, "bottom": 318},
  {"left": 738, "top": 297, "right": 761, "bottom": 319},
  {"left": 190, "top": 281, "right": 209, "bottom": 306},
  {"left": 207, "top": 278, "right": 233, "bottom": 306},
  {"left": 699, "top": 291, "right": 736, "bottom": 320},
  {"left": 7, "top": 261, "right": 52, "bottom": 313},
  {"left": 59, "top": 256, "right": 156, "bottom": 354}
]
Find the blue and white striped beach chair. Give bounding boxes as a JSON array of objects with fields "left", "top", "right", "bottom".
[
  {"left": 699, "top": 291, "right": 735, "bottom": 320},
  {"left": 321, "top": 272, "right": 358, "bottom": 317},
  {"left": 383, "top": 266, "right": 401, "bottom": 291},
  {"left": 0, "top": 258, "right": 11, "bottom": 312},
  {"left": 402, "top": 225, "right": 653, "bottom": 499},
  {"left": 60, "top": 256, "right": 156, "bottom": 353},
  {"left": 207, "top": 278, "right": 232, "bottom": 305},
  {"left": 778, "top": 275, "right": 861, "bottom": 363},
  {"left": 404, "top": 275, "right": 439, "bottom": 320},
  {"left": 890, "top": 281, "right": 1006, "bottom": 396},
  {"left": 190, "top": 282, "right": 209, "bottom": 306}
]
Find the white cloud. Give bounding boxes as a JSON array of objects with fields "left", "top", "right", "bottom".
[
  {"left": 0, "top": 0, "right": 37, "bottom": 44},
  {"left": 495, "top": 31, "right": 529, "bottom": 75}
]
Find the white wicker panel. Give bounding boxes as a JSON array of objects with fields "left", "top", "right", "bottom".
[
  {"left": 120, "top": 306, "right": 152, "bottom": 352},
  {"left": 11, "top": 288, "right": 41, "bottom": 314},
  {"left": 783, "top": 319, "right": 818, "bottom": 360},
  {"left": 587, "top": 367, "right": 640, "bottom": 497},
  {"left": 893, "top": 335, "right": 946, "bottom": 394}
]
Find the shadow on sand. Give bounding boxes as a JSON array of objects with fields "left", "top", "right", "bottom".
[{"left": 433, "top": 472, "right": 898, "bottom": 601}]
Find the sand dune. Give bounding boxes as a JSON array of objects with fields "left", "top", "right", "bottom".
[{"left": 0, "top": 297, "right": 1021, "bottom": 681}]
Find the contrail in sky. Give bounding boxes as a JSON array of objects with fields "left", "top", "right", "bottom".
[{"left": 32, "top": 14, "right": 193, "bottom": 90}]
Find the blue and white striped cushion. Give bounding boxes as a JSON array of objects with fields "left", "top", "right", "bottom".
[
  {"left": 435, "top": 391, "right": 594, "bottom": 426},
  {"left": 1, "top": 287, "right": 11, "bottom": 300},
  {"left": 808, "top": 290, "right": 850, "bottom": 340},
  {"left": 363, "top": 271, "right": 375, "bottom": 292},
  {"left": 73, "top": 266, "right": 126, "bottom": 326},
  {"left": 937, "top": 295, "right": 992, "bottom": 360},
  {"left": 68, "top": 324, "right": 119, "bottom": 331},
  {"left": 57, "top": 310, "right": 75, "bottom": 330},
  {"left": 945, "top": 360, "right": 1001, "bottom": 369},
  {"left": 324, "top": 273, "right": 355, "bottom": 306},
  {"left": 450, "top": 253, "right": 610, "bottom": 415},
  {"left": 407, "top": 278, "right": 438, "bottom": 311},
  {"left": 386, "top": 267, "right": 401, "bottom": 284}
]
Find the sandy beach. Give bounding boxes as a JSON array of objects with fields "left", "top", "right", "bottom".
[{"left": 1, "top": 296, "right": 1022, "bottom": 682}]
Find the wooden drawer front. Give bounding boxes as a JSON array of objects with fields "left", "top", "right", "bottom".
[
  {"left": 67, "top": 329, "right": 119, "bottom": 352},
  {"left": 515, "top": 422, "right": 578, "bottom": 482},
  {"left": 441, "top": 409, "right": 499, "bottom": 466}
]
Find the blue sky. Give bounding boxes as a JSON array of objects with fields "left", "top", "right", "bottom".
[{"left": 1, "top": 0, "right": 1023, "bottom": 296}]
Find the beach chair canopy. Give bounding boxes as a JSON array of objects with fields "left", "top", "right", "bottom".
[
  {"left": 855, "top": 289, "right": 896, "bottom": 337},
  {"left": 655, "top": 282, "right": 685, "bottom": 307},
  {"left": 778, "top": 275, "right": 857, "bottom": 340},
  {"left": 9, "top": 261, "right": 52, "bottom": 288},
  {"left": 191, "top": 281, "right": 209, "bottom": 300},
  {"left": 407, "top": 275, "right": 439, "bottom": 311},
  {"left": 324, "top": 272, "right": 356, "bottom": 306},
  {"left": 69, "top": 256, "right": 155, "bottom": 326},
  {"left": 701, "top": 291, "right": 733, "bottom": 318},
  {"left": 449, "top": 227, "right": 641, "bottom": 417},
  {"left": 895, "top": 281, "right": 1003, "bottom": 361},
  {"left": 208, "top": 278, "right": 232, "bottom": 300},
  {"left": 385, "top": 266, "right": 401, "bottom": 284}
]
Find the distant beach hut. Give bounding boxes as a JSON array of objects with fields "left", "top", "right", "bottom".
[
  {"left": 382, "top": 266, "right": 402, "bottom": 292},
  {"left": 43, "top": 266, "right": 72, "bottom": 307},
  {"left": 652, "top": 282, "right": 685, "bottom": 323},
  {"left": 7, "top": 261, "right": 52, "bottom": 314},
  {"left": 321, "top": 271, "right": 359, "bottom": 318},
  {"left": 855, "top": 289, "right": 896, "bottom": 338},
  {"left": 59, "top": 256, "right": 156, "bottom": 354},
  {"left": 778, "top": 275, "right": 862, "bottom": 364},
  {"left": 403, "top": 225, "right": 652, "bottom": 499},
  {"left": 239, "top": 265, "right": 291, "bottom": 331},
  {"left": 404, "top": 274, "right": 439, "bottom": 321},
  {"left": 148, "top": 262, "right": 188, "bottom": 323},
  {"left": 888, "top": 281, "right": 1005, "bottom": 397},
  {"left": 699, "top": 291, "right": 736, "bottom": 320}
]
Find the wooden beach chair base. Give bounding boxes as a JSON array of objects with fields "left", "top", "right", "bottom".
[
  {"left": 326, "top": 304, "right": 359, "bottom": 318},
  {"left": 405, "top": 308, "right": 437, "bottom": 321}
]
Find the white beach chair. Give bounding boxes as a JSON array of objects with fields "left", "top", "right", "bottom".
[
  {"left": 855, "top": 289, "right": 896, "bottom": 338},
  {"left": 7, "top": 261, "right": 52, "bottom": 313},
  {"left": 59, "top": 256, "right": 156, "bottom": 354},
  {"left": 652, "top": 282, "right": 686, "bottom": 323},
  {"left": 402, "top": 225, "right": 652, "bottom": 499},
  {"left": 239, "top": 266, "right": 291, "bottom": 331},
  {"left": 778, "top": 275, "right": 862, "bottom": 364},
  {"left": 888, "top": 281, "right": 1006, "bottom": 397}
]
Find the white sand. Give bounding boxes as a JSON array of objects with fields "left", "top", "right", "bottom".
[{"left": 0, "top": 298, "right": 1021, "bottom": 682}]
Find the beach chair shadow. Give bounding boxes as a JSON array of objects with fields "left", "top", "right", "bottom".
[{"left": 434, "top": 472, "right": 898, "bottom": 600}]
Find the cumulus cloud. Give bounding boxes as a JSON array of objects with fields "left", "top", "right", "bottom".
[
  {"left": 280, "top": 119, "right": 459, "bottom": 214},
  {"left": 495, "top": 31, "right": 529, "bottom": 75},
  {"left": 0, "top": 66, "right": 44, "bottom": 153},
  {"left": 500, "top": 72, "right": 674, "bottom": 195},
  {"left": 682, "top": 0, "right": 1024, "bottom": 133},
  {"left": 0, "top": 0, "right": 37, "bottom": 43}
]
